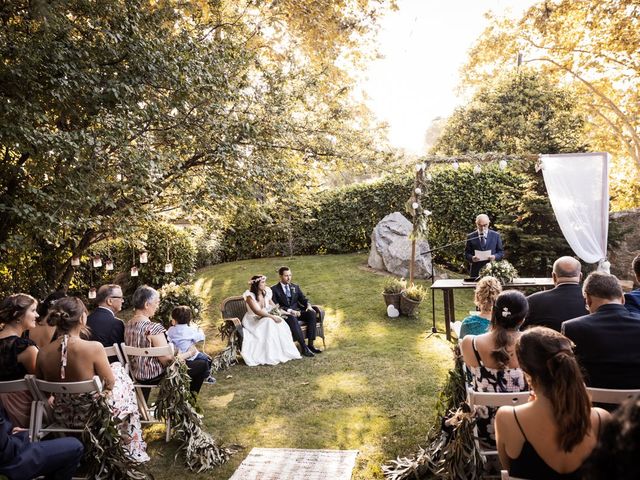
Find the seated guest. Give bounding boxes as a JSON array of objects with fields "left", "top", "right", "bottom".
[
  {"left": 624, "top": 254, "right": 640, "bottom": 315},
  {"left": 0, "top": 405, "right": 84, "bottom": 480},
  {"left": 459, "top": 276, "right": 502, "bottom": 339},
  {"left": 460, "top": 290, "right": 529, "bottom": 447},
  {"left": 86, "top": 284, "right": 125, "bottom": 362},
  {"left": 522, "top": 256, "right": 588, "bottom": 332},
  {"left": 0, "top": 294, "right": 39, "bottom": 428},
  {"left": 583, "top": 395, "right": 640, "bottom": 480},
  {"left": 37, "top": 297, "right": 148, "bottom": 462},
  {"left": 124, "top": 285, "right": 209, "bottom": 399},
  {"left": 562, "top": 271, "right": 640, "bottom": 389},
  {"left": 495, "top": 327, "right": 609, "bottom": 480},
  {"left": 29, "top": 290, "right": 66, "bottom": 348},
  {"left": 167, "top": 306, "right": 216, "bottom": 384}
]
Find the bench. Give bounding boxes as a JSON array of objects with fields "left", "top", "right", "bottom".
[{"left": 220, "top": 296, "right": 326, "bottom": 352}]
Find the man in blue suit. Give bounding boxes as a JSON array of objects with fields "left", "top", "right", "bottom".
[
  {"left": 464, "top": 214, "right": 504, "bottom": 278},
  {"left": 624, "top": 254, "right": 640, "bottom": 315},
  {"left": 0, "top": 406, "right": 84, "bottom": 479}
]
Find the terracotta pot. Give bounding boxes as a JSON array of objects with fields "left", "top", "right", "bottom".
[
  {"left": 400, "top": 293, "right": 421, "bottom": 316},
  {"left": 382, "top": 292, "right": 402, "bottom": 310}
]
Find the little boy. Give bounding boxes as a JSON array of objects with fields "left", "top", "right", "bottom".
[{"left": 167, "top": 306, "right": 216, "bottom": 384}]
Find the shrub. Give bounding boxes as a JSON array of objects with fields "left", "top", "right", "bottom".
[{"left": 156, "top": 282, "right": 204, "bottom": 329}]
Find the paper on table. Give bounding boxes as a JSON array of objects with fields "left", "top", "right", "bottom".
[{"left": 474, "top": 250, "right": 492, "bottom": 261}]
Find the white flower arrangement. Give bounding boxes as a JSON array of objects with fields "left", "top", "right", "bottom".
[{"left": 479, "top": 260, "right": 518, "bottom": 285}]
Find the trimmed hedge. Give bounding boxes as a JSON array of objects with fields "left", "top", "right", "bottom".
[{"left": 218, "top": 162, "right": 586, "bottom": 277}]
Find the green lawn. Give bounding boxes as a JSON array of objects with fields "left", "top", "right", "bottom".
[{"left": 146, "top": 253, "right": 475, "bottom": 479}]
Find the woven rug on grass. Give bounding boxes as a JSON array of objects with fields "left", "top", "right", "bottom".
[{"left": 229, "top": 447, "right": 359, "bottom": 480}]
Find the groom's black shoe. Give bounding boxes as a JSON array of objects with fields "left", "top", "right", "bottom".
[
  {"left": 308, "top": 345, "right": 322, "bottom": 354},
  {"left": 301, "top": 347, "right": 315, "bottom": 357}
]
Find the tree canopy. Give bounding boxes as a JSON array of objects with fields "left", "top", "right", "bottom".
[
  {"left": 0, "top": 0, "right": 394, "bottom": 294},
  {"left": 460, "top": 0, "right": 640, "bottom": 208}
]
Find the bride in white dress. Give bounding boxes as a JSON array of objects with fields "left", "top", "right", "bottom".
[{"left": 241, "top": 275, "right": 302, "bottom": 366}]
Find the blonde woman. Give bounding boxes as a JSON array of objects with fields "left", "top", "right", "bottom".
[{"left": 459, "top": 276, "right": 502, "bottom": 339}]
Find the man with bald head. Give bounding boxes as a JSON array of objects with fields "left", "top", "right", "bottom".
[
  {"left": 522, "top": 256, "right": 588, "bottom": 332},
  {"left": 464, "top": 213, "right": 504, "bottom": 277}
]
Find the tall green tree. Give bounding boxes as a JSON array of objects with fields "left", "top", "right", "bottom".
[
  {"left": 432, "top": 71, "right": 588, "bottom": 274},
  {"left": 461, "top": 0, "right": 640, "bottom": 208},
  {"left": 0, "top": 0, "right": 393, "bottom": 295}
]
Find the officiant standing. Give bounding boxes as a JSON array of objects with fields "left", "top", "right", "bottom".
[{"left": 464, "top": 214, "right": 504, "bottom": 278}]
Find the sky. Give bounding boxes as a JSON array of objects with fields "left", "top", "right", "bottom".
[{"left": 360, "top": 0, "right": 536, "bottom": 155}]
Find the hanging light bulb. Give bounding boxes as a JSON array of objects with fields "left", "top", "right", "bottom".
[
  {"left": 414, "top": 187, "right": 422, "bottom": 195},
  {"left": 116, "top": 173, "right": 122, "bottom": 182},
  {"left": 473, "top": 164, "right": 482, "bottom": 175},
  {"left": 499, "top": 160, "right": 508, "bottom": 170},
  {"left": 452, "top": 161, "right": 459, "bottom": 171},
  {"left": 71, "top": 256, "right": 80, "bottom": 267},
  {"left": 139, "top": 251, "right": 148, "bottom": 264},
  {"left": 105, "top": 260, "right": 114, "bottom": 271},
  {"left": 164, "top": 263, "right": 173, "bottom": 273},
  {"left": 411, "top": 202, "right": 419, "bottom": 210},
  {"left": 130, "top": 267, "right": 139, "bottom": 277},
  {"left": 92, "top": 256, "right": 102, "bottom": 268},
  {"left": 88, "top": 288, "right": 97, "bottom": 299}
]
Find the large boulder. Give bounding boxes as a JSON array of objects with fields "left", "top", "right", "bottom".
[{"left": 368, "top": 212, "right": 433, "bottom": 279}]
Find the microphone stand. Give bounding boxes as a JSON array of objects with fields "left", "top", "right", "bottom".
[{"left": 422, "top": 234, "right": 480, "bottom": 337}]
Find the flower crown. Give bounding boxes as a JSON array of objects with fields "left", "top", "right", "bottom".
[{"left": 248, "top": 275, "right": 266, "bottom": 285}]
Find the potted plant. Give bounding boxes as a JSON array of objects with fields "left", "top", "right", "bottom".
[
  {"left": 479, "top": 260, "right": 518, "bottom": 285},
  {"left": 400, "top": 283, "right": 427, "bottom": 316},
  {"left": 382, "top": 277, "right": 406, "bottom": 310}
]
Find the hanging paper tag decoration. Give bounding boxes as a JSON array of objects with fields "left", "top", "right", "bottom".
[
  {"left": 105, "top": 260, "right": 114, "bottom": 271},
  {"left": 131, "top": 267, "right": 139, "bottom": 277},
  {"left": 88, "top": 288, "right": 97, "bottom": 299},
  {"left": 139, "top": 252, "right": 148, "bottom": 263},
  {"left": 92, "top": 256, "right": 102, "bottom": 268},
  {"left": 164, "top": 263, "right": 173, "bottom": 273},
  {"left": 71, "top": 256, "right": 80, "bottom": 266}
]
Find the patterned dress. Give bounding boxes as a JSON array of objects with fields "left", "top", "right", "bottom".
[
  {"left": 466, "top": 337, "right": 528, "bottom": 447},
  {"left": 53, "top": 335, "right": 149, "bottom": 462}
]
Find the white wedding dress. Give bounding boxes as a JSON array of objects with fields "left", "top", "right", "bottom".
[{"left": 241, "top": 287, "right": 302, "bottom": 366}]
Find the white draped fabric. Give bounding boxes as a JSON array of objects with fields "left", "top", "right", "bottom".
[{"left": 540, "top": 153, "right": 609, "bottom": 268}]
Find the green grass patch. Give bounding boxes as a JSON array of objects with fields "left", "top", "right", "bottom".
[{"left": 145, "top": 253, "right": 475, "bottom": 479}]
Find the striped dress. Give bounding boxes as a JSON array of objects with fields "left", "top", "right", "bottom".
[{"left": 124, "top": 317, "right": 166, "bottom": 381}]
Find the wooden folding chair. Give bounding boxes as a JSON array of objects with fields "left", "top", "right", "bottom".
[
  {"left": 586, "top": 387, "right": 640, "bottom": 406},
  {"left": 103, "top": 343, "right": 126, "bottom": 366},
  {"left": 0, "top": 376, "right": 38, "bottom": 440},
  {"left": 29, "top": 374, "right": 102, "bottom": 442},
  {"left": 120, "top": 343, "right": 173, "bottom": 442},
  {"left": 466, "top": 387, "right": 531, "bottom": 457}
]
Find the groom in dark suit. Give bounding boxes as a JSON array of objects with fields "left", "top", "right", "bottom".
[
  {"left": 464, "top": 213, "right": 504, "bottom": 278},
  {"left": 271, "top": 266, "right": 320, "bottom": 357}
]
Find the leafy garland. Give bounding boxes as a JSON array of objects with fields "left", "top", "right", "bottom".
[
  {"left": 155, "top": 361, "right": 240, "bottom": 471},
  {"left": 382, "top": 347, "right": 483, "bottom": 480},
  {"left": 83, "top": 392, "right": 150, "bottom": 480},
  {"left": 211, "top": 320, "right": 240, "bottom": 372}
]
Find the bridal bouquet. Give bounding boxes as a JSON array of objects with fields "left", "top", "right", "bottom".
[
  {"left": 268, "top": 305, "right": 286, "bottom": 319},
  {"left": 479, "top": 260, "right": 518, "bottom": 285}
]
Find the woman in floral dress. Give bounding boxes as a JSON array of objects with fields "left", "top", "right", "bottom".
[
  {"left": 460, "top": 290, "right": 529, "bottom": 446},
  {"left": 36, "top": 297, "right": 149, "bottom": 462}
]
